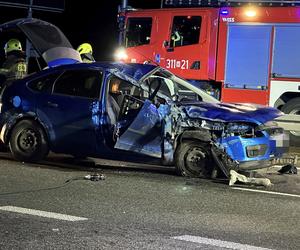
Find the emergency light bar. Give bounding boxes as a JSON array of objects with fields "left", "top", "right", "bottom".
[{"left": 164, "top": 0, "right": 300, "bottom": 7}]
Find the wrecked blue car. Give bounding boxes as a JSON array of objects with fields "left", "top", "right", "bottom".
[{"left": 0, "top": 18, "right": 287, "bottom": 178}]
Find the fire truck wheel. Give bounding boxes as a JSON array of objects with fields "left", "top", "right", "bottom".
[
  {"left": 9, "top": 119, "right": 49, "bottom": 162},
  {"left": 282, "top": 98, "right": 300, "bottom": 146},
  {"left": 175, "top": 141, "right": 212, "bottom": 178}
]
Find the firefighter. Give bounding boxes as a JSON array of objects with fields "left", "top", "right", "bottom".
[
  {"left": 76, "top": 43, "right": 95, "bottom": 63},
  {"left": 0, "top": 39, "right": 27, "bottom": 86},
  {"left": 171, "top": 30, "right": 182, "bottom": 47}
]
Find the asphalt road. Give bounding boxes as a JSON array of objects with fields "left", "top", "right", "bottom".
[{"left": 0, "top": 152, "right": 299, "bottom": 250}]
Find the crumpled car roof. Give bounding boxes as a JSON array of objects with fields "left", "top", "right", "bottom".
[{"left": 25, "top": 62, "right": 158, "bottom": 84}]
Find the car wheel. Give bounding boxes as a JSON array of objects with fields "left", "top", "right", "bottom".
[
  {"left": 9, "top": 120, "right": 49, "bottom": 162},
  {"left": 175, "top": 141, "right": 212, "bottom": 178},
  {"left": 282, "top": 98, "right": 300, "bottom": 147}
]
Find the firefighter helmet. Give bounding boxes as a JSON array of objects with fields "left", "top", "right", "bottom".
[
  {"left": 76, "top": 43, "right": 93, "bottom": 55},
  {"left": 4, "top": 39, "right": 22, "bottom": 54}
]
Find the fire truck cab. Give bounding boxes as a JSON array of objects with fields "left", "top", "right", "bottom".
[{"left": 116, "top": 0, "right": 300, "bottom": 144}]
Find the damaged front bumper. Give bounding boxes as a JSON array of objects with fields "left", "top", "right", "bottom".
[
  {"left": 212, "top": 130, "right": 290, "bottom": 177},
  {"left": 219, "top": 129, "right": 289, "bottom": 168}
]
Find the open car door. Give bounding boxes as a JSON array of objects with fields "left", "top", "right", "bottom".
[
  {"left": 0, "top": 18, "right": 81, "bottom": 67},
  {"left": 114, "top": 98, "right": 162, "bottom": 158}
]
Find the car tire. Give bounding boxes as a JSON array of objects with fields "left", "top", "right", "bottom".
[
  {"left": 175, "top": 140, "right": 212, "bottom": 178},
  {"left": 282, "top": 98, "right": 300, "bottom": 147},
  {"left": 9, "top": 120, "right": 49, "bottom": 162}
]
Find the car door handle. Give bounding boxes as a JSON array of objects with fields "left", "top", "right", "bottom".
[{"left": 47, "top": 101, "right": 58, "bottom": 108}]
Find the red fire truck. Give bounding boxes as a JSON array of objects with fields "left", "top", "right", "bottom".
[
  {"left": 116, "top": 0, "right": 300, "bottom": 143},
  {"left": 116, "top": 0, "right": 300, "bottom": 135}
]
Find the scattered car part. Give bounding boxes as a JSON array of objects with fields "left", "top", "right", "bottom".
[
  {"left": 278, "top": 164, "right": 298, "bottom": 175},
  {"left": 229, "top": 170, "right": 272, "bottom": 187},
  {"left": 84, "top": 173, "right": 105, "bottom": 181}
]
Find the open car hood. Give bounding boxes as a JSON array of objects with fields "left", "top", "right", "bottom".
[
  {"left": 0, "top": 18, "right": 81, "bottom": 67},
  {"left": 180, "top": 101, "right": 283, "bottom": 124}
]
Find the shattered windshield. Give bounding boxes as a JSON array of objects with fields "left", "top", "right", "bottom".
[{"left": 141, "top": 68, "right": 219, "bottom": 104}]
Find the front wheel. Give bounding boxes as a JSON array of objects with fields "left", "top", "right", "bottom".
[
  {"left": 175, "top": 141, "right": 212, "bottom": 178},
  {"left": 9, "top": 120, "right": 49, "bottom": 162}
]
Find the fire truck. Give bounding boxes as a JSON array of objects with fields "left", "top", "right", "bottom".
[{"left": 116, "top": 0, "right": 300, "bottom": 144}]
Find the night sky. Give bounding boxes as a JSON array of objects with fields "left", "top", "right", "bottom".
[{"left": 0, "top": 0, "right": 161, "bottom": 61}]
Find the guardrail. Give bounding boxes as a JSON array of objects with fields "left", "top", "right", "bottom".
[{"left": 275, "top": 114, "right": 300, "bottom": 132}]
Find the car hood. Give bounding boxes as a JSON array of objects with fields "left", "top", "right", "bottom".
[
  {"left": 179, "top": 101, "right": 283, "bottom": 124},
  {"left": 0, "top": 18, "right": 81, "bottom": 67}
]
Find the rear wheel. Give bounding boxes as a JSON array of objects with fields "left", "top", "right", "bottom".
[
  {"left": 9, "top": 120, "right": 49, "bottom": 162},
  {"left": 282, "top": 98, "right": 300, "bottom": 146},
  {"left": 175, "top": 141, "right": 212, "bottom": 178}
]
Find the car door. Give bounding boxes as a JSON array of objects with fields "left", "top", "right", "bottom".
[
  {"left": 35, "top": 68, "right": 103, "bottom": 155},
  {"left": 114, "top": 98, "right": 162, "bottom": 158},
  {"left": 113, "top": 75, "right": 172, "bottom": 159}
]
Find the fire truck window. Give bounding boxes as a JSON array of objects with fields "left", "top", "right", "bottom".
[
  {"left": 125, "top": 18, "right": 152, "bottom": 47},
  {"left": 272, "top": 26, "right": 300, "bottom": 78},
  {"left": 170, "top": 16, "right": 201, "bottom": 47}
]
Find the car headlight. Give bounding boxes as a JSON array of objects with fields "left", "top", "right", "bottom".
[
  {"left": 256, "top": 121, "right": 283, "bottom": 136},
  {"left": 226, "top": 122, "right": 254, "bottom": 134},
  {"left": 257, "top": 120, "right": 278, "bottom": 129}
]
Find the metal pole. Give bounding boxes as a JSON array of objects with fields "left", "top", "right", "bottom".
[
  {"left": 118, "top": 0, "right": 128, "bottom": 45},
  {"left": 122, "top": 0, "right": 128, "bottom": 10},
  {"left": 25, "top": 0, "right": 33, "bottom": 66},
  {"left": 161, "top": 0, "right": 163, "bottom": 8}
]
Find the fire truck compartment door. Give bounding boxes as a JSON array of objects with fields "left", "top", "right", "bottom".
[
  {"left": 272, "top": 25, "right": 300, "bottom": 78},
  {"left": 224, "top": 24, "right": 272, "bottom": 90}
]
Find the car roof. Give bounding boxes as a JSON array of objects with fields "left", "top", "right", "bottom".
[{"left": 23, "top": 62, "right": 158, "bottom": 83}]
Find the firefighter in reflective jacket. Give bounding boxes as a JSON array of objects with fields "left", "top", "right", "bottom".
[
  {"left": 0, "top": 39, "right": 27, "bottom": 85},
  {"left": 77, "top": 43, "right": 95, "bottom": 63}
]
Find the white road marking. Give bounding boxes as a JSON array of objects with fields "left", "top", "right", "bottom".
[
  {"left": 231, "top": 187, "right": 300, "bottom": 198},
  {"left": 0, "top": 206, "right": 88, "bottom": 221},
  {"left": 173, "top": 235, "right": 272, "bottom": 250}
]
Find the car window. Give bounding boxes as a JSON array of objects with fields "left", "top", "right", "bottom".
[
  {"left": 144, "top": 76, "right": 175, "bottom": 99},
  {"left": 27, "top": 72, "right": 61, "bottom": 93},
  {"left": 142, "top": 69, "right": 219, "bottom": 103},
  {"left": 108, "top": 76, "right": 143, "bottom": 106},
  {"left": 53, "top": 70, "right": 102, "bottom": 99}
]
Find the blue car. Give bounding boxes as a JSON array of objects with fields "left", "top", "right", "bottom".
[{"left": 0, "top": 18, "right": 287, "bottom": 178}]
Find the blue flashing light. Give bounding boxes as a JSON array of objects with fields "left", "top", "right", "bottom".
[{"left": 221, "top": 9, "right": 229, "bottom": 15}]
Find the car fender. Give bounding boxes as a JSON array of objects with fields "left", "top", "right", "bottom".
[
  {"left": 174, "top": 129, "right": 212, "bottom": 151},
  {"left": 179, "top": 129, "right": 211, "bottom": 141},
  {"left": 1, "top": 112, "right": 49, "bottom": 145}
]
